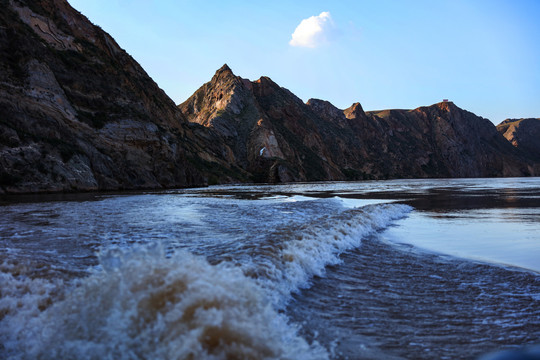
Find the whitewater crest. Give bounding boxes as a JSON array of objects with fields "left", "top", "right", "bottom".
[
  {"left": 244, "top": 203, "right": 413, "bottom": 307},
  {"left": 0, "top": 203, "right": 412, "bottom": 359},
  {"left": 1, "top": 246, "right": 327, "bottom": 360}
]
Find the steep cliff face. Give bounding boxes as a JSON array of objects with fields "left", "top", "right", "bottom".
[
  {"left": 497, "top": 118, "right": 540, "bottom": 162},
  {"left": 180, "top": 65, "right": 265, "bottom": 172},
  {"left": 180, "top": 66, "right": 345, "bottom": 182},
  {"left": 181, "top": 66, "right": 534, "bottom": 182},
  {"left": 308, "top": 100, "right": 531, "bottom": 179},
  {"left": 0, "top": 0, "right": 233, "bottom": 193},
  {"left": 360, "top": 102, "right": 531, "bottom": 178}
]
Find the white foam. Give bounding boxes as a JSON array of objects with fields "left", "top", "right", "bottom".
[
  {"left": 244, "top": 203, "right": 413, "bottom": 308},
  {"left": 0, "top": 203, "right": 412, "bottom": 359},
  {"left": 335, "top": 196, "right": 396, "bottom": 209},
  {"left": 0, "top": 247, "right": 327, "bottom": 360},
  {"left": 0, "top": 261, "right": 66, "bottom": 357}
]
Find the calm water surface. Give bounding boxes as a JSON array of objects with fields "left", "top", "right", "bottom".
[{"left": 1, "top": 178, "right": 539, "bottom": 359}]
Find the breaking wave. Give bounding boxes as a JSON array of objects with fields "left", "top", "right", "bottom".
[
  {"left": 1, "top": 247, "right": 327, "bottom": 360},
  {"left": 245, "top": 203, "right": 413, "bottom": 308},
  {"left": 0, "top": 203, "right": 412, "bottom": 359}
]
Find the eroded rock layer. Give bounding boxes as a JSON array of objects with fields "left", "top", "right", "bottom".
[
  {"left": 0, "top": 0, "right": 240, "bottom": 193},
  {"left": 181, "top": 66, "right": 536, "bottom": 182}
]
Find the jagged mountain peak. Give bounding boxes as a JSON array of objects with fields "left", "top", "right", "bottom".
[
  {"left": 344, "top": 102, "right": 366, "bottom": 119},
  {"left": 434, "top": 100, "right": 457, "bottom": 111},
  {"left": 253, "top": 76, "right": 279, "bottom": 90},
  {"left": 498, "top": 118, "right": 540, "bottom": 126},
  {"left": 306, "top": 98, "right": 345, "bottom": 121},
  {"left": 209, "top": 64, "right": 241, "bottom": 89},
  {"left": 217, "top": 63, "right": 233, "bottom": 73},
  {"left": 254, "top": 75, "right": 271, "bottom": 83},
  {"left": 416, "top": 101, "right": 463, "bottom": 117},
  {"left": 411, "top": 101, "right": 463, "bottom": 119},
  {"left": 306, "top": 98, "right": 336, "bottom": 108},
  {"left": 212, "top": 63, "right": 237, "bottom": 80},
  {"left": 179, "top": 65, "right": 254, "bottom": 127}
]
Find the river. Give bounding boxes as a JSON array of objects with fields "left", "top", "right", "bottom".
[{"left": 1, "top": 178, "right": 539, "bottom": 359}]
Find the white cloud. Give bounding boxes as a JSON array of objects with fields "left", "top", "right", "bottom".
[{"left": 289, "top": 12, "right": 334, "bottom": 48}]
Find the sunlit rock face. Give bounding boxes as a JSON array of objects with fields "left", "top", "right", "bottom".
[
  {"left": 181, "top": 65, "right": 536, "bottom": 183},
  {"left": 180, "top": 65, "right": 343, "bottom": 183}
]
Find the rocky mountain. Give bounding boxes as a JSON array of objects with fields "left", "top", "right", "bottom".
[
  {"left": 359, "top": 102, "right": 533, "bottom": 178},
  {"left": 1, "top": 0, "right": 538, "bottom": 194},
  {"left": 180, "top": 65, "right": 346, "bottom": 182},
  {"left": 0, "top": 0, "right": 246, "bottom": 194},
  {"left": 497, "top": 118, "right": 540, "bottom": 162},
  {"left": 181, "top": 66, "right": 536, "bottom": 182}
]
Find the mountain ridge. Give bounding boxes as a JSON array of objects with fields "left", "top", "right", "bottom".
[
  {"left": 181, "top": 65, "right": 537, "bottom": 182},
  {"left": 0, "top": 0, "right": 538, "bottom": 194}
]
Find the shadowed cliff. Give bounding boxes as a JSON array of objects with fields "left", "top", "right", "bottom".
[
  {"left": 497, "top": 118, "right": 540, "bottom": 161},
  {"left": 0, "top": 0, "right": 249, "bottom": 193}
]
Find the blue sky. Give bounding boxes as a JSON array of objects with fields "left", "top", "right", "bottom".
[{"left": 68, "top": 0, "right": 540, "bottom": 124}]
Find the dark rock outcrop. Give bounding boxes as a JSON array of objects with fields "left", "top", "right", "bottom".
[
  {"left": 0, "top": 0, "right": 244, "bottom": 193},
  {"left": 497, "top": 118, "right": 540, "bottom": 161},
  {"left": 358, "top": 102, "right": 532, "bottom": 178}
]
